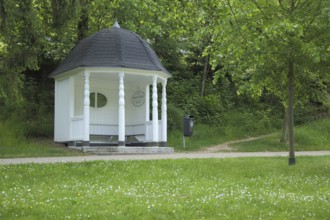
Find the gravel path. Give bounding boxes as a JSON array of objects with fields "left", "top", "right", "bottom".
[{"left": 1, "top": 151, "right": 330, "bottom": 165}]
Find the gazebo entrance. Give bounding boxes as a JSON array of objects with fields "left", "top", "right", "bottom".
[{"left": 68, "top": 70, "right": 168, "bottom": 147}]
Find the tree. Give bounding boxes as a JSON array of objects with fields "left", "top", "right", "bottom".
[
  {"left": 0, "top": 0, "right": 41, "bottom": 106},
  {"left": 0, "top": 0, "right": 82, "bottom": 127},
  {"left": 0, "top": 0, "right": 189, "bottom": 113},
  {"left": 207, "top": 0, "right": 330, "bottom": 165}
]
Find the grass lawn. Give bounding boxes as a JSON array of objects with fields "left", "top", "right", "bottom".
[
  {"left": 171, "top": 117, "right": 330, "bottom": 152},
  {"left": 230, "top": 117, "right": 330, "bottom": 152},
  {"left": 0, "top": 139, "right": 86, "bottom": 158},
  {"left": 1, "top": 157, "right": 330, "bottom": 219},
  {"left": 169, "top": 123, "right": 276, "bottom": 152}
]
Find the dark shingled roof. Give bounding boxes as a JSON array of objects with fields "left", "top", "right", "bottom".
[{"left": 50, "top": 25, "right": 170, "bottom": 77}]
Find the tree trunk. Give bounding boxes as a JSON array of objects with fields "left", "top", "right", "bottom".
[
  {"left": 77, "top": 0, "right": 89, "bottom": 41},
  {"left": 288, "top": 0, "right": 296, "bottom": 165},
  {"left": 280, "top": 107, "right": 288, "bottom": 144},
  {"left": 200, "top": 54, "right": 210, "bottom": 97},
  {"left": 288, "top": 57, "right": 295, "bottom": 165}
]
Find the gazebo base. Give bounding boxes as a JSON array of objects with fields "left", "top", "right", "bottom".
[{"left": 69, "top": 146, "right": 174, "bottom": 155}]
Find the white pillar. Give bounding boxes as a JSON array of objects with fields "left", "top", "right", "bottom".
[
  {"left": 152, "top": 75, "right": 158, "bottom": 145},
  {"left": 145, "top": 84, "right": 150, "bottom": 122},
  {"left": 161, "top": 80, "right": 167, "bottom": 146},
  {"left": 83, "top": 71, "right": 90, "bottom": 146},
  {"left": 118, "top": 72, "right": 125, "bottom": 146}
]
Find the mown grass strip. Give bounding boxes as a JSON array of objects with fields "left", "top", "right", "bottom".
[{"left": 1, "top": 157, "right": 329, "bottom": 219}]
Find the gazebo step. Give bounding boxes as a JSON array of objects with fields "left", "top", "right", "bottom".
[
  {"left": 89, "top": 135, "right": 145, "bottom": 146},
  {"left": 70, "top": 146, "right": 174, "bottom": 155},
  {"left": 89, "top": 142, "right": 118, "bottom": 146}
]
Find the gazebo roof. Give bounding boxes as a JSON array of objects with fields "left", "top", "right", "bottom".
[{"left": 50, "top": 22, "right": 170, "bottom": 77}]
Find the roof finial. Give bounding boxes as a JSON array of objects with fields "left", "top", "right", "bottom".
[{"left": 113, "top": 19, "right": 120, "bottom": 28}]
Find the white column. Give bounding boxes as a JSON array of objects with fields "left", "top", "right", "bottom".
[
  {"left": 83, "top": 71, "right": 90, "bottom": 145},
  {"left": 69, "top": 77, "right": 74, "bottom": 118},
  {"left": 152, "top": 75, "right": 158, "bottom": 145},
  {"left": 145, "top": 84, "right": 150, "bottom": 122},
  {"left": 69, "top": 77, "right": 74, "bottom": 142},
  {"left": 118, "top": 72, "right": 125, "bottom": 146},
  {"left": 161, "top": 80, "right": 167, "bottom": 146}
]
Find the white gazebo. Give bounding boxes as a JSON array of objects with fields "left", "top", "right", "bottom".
[{"left": 49, "top": 21, "right": 173, "bottom": 154}]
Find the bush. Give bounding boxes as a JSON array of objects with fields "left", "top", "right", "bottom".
[
  {"left": 196, "top": 94, "right": 223, "bottom": 124},
  {"left": 221, "top": 109, "right": 281, "bottom": 137},
  {"left": 167, "top": 103, "right": 184, "bottom": 131}
]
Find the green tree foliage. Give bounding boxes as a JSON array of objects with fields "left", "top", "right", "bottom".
[
  {"left": 0, "top": 0, "right": 80, "bottom": 105},
  {"left": 205, "top": 0, "right": 330, "bottom": 164}
]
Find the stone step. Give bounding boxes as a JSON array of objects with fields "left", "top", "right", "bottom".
[{"left": 70, "top": 146, "right": 174, "bottom": 155}]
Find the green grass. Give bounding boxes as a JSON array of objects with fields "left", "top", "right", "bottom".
[
  {"left": 231, "top": 117, "right": 330, "bottom": 152},
  {"left": 0, "top": 139, "right": 86, "bottom": 158},
  {"left": 1, "top": 116, "right": 329, "bottom": 157},
  {"left": 168, "top": 124, "right": 230, "bottom": 151},
  {"left": 169, "top": 109, "right": 282, "bottom": 151},
  {"left": 0, "top": 119, "right": 85, "bottom": 158},
  {"left": 1, "top": 157, "right": 330, "bottom": 219},
  {"left": 168, "top": 122, "right": 276, "bottom": 152}
]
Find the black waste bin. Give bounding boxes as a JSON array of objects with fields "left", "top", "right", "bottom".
[{"left": 183, "top": 115, "right": 194, "bottom": 137}]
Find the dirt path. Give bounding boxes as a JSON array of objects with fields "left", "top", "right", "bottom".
[
  {"left": 201, "top": 134, "right": 273, "bottom": 153},
  {"left": 1, "top": 150, "right": 330, "bottom": 165}
]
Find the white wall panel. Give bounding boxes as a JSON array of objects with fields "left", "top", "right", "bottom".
[
  {"left": 71, "top": 116, "right": 84, "bottom": 139},
  {"left": 126, "top": 82, "right": 146, "bottom": 126},
  {"left": 90, "top": 124, "right": 118, "bottom": 135},
  {"left": 54, "top": 78, "right": 71, "bottom": 142},
  {"left": 89, "top": 78, "right": 118, "bottom": 125},
  {"left": 74, "top": 84, "right": 84, "bottom": 116}
]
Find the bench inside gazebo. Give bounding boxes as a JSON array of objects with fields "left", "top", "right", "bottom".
[{"left": 49, "top": 21, "right": 173, "bottom": 154}]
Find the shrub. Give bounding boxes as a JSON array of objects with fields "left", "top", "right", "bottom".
[
  {"left": 196, "top": 94, "right": 224, "bottom": 125},
  {"left": 221, "top": 109, "right": 281, "bottom": 137},
  {"left": 167, "top": 103, "right": 184, "bottom": 131}
]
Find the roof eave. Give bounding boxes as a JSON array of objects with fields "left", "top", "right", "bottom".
[{"left": 50, "top": 66, "right": 172, "bottom": 80}]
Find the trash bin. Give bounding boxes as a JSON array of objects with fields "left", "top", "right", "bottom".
[{"left": 183, "top": 115, "right": 194, "bottom": 137}]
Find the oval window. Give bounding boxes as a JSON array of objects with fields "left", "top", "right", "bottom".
[{"left": 90, "top": 92, "right": 107, "bottom": 108}]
